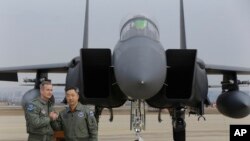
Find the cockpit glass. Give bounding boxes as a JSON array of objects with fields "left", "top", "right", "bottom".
[
  {"left": 134, "top": 19, "right": 147, "bottom": 29},
  {"left": 120, "top": 18, "right": 159, "bottom": 41}
]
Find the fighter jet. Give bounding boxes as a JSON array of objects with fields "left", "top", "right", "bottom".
[{"left": 0, "top": 0, "right": 250, "bottom": 141}]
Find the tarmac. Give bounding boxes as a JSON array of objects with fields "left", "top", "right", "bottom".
[{"left": 0, "top": 107, "right": 249, "bottom": 141}]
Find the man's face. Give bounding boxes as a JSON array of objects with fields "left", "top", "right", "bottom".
[
  {"left": 66, "top": 89, "right": 79, "bottom": 107},
  {"left": 40, "top": 84, "right": 53, "bottom": 101}
]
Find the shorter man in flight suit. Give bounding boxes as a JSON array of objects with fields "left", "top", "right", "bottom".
[{"left": 52, "top": 87, "right": 98, "bottom": 141}]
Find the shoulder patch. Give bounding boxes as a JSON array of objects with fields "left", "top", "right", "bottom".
[
  {"left": 26, "top": 104, "right": 35, "bottom": 112},
  {"left": 89, "top": 111, "right": 94, "bottom": 117}
]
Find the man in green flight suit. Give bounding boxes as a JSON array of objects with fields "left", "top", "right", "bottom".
[
  {"left": 52, "top": 87, "right": 98, "bottom": 141},
  {"left": 24, "top": 81, "right": 58, "bottom": 141}
]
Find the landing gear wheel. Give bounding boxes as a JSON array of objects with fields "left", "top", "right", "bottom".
[
  {"left": 171, "top": 107, "right": 186, "bottom": 141},
  {"left": 173, "top": 127, "right": 185, "bottom": 141}
]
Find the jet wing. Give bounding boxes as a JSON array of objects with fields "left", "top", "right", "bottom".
[
  {"left": 0, "top": 63, "right": 69, "bottom": 81},
  {"left": 205, "top": 64, "right": 250, "bottom": 75}
]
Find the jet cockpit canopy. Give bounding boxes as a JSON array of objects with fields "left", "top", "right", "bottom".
[{"left": 120, "top": 14, "right": 160, "bottom": 41}]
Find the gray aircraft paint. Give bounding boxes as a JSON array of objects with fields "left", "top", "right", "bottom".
[{"left": 0, "top": 0, "right": 250, "bottom": 140}]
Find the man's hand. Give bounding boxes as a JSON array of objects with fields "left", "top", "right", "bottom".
[{"left": 49, "top": 111, "right": 58, "bottom": 121}]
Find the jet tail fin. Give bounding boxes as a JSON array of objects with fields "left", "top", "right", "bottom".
[
  {"left": 82, "top": 0, "right": 89, "bottom": 49},
  {"left": 180, "top": 0, "right": 187, "bottom": 49}
]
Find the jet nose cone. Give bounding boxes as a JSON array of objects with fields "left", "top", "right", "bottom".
[
  {"left": 113, "top": 37, "right": 166, "bottom": 100},
  {"left": 116, "top": 65, "right": 165, "bottom": 100}
]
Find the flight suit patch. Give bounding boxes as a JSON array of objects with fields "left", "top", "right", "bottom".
[
  {"left": 26, "top": 104, "right": 34, "bottom": 112},
  {"left": 41, "top": 109, "right": 46, "bottom": 115},
  {"left": 89, "top": 111, "right": 94, "bottom": 117},
  {"left": 78, "top": 112, "right": 84, "bottom": 118}
]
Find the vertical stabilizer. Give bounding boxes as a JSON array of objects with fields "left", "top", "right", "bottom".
[
  {"left": 83, "top": 0, "right": 89, "bottom": 48},
  {"left": 180, "top": 0, "right": 187, "bottom": 49}
]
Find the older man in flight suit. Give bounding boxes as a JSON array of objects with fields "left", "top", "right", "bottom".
[
  {"left": 24, "top": 81, "right": 58, "bottom": 141},
  {"left": 52, "top": 87, "right": 98, "bottom": 141}
]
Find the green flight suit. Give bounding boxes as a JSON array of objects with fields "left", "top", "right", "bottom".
[
  {"left": 52, "top": 103, "right": 98, "bottom": 141},
  {"left": 24, "top": 97, "right": 55, "bottom": 141}
]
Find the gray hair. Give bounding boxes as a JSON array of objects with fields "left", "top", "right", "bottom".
[{"left": 40, "top": 81, "right": 52, "bottom": 89}]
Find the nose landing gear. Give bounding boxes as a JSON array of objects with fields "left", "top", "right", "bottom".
[{"left": 131, "top": 100, "right": 145, "bottom": 141}]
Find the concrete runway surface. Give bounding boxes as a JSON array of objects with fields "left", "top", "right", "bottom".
[{"left": 0, "top": 108, "right": 249, "bottom": 141}]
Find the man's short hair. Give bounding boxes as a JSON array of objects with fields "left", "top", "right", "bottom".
[
  {"left": 65, "top": 86, "right": 79, "bottom": 94},
  {"left": 40, "top": 80, "right": 52, "bottom": 89}
]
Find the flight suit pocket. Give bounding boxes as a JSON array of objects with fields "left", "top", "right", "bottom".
[
  {"left": 76, "top": 126, "right": 89, "bottom": 138},
  {"left": 76, "top": 114, "right": 89, "bottom": 138}
]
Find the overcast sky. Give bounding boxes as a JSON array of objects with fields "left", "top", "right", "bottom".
[{"left": 0, "top": 0, "right": 250, "bottom": 85}]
